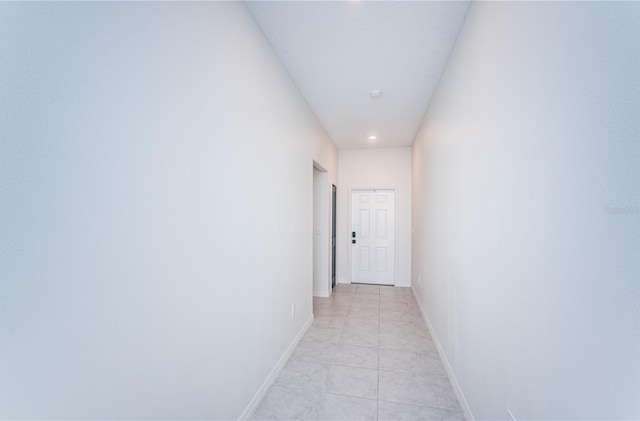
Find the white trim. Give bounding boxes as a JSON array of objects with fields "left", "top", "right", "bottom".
[
  {"left": 411, "top": 287, "right": 474, "bottom": 421},
  {"left": 238, "top": 314, "right": 315, "bottom": 420},
  {"left": 313, "top": 291, "right": 329, "bottom": 298}
]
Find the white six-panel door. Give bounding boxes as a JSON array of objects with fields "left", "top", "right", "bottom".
[{"left": 350, "top": 189, "right": 395, "bottom": 285}]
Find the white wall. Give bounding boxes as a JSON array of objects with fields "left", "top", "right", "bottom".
[
  {"left": 0, "top": 2, "right": 337, "bottom": 419},
  {"left": 412, "top": 1, "right": 640, "bottom": 420},
  {"left": 338, "top": 148, "right": 412, "bottom": 287}
]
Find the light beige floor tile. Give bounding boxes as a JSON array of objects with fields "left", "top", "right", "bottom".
[
  {"left": 274, "top": 360, "right": 329, "bottom": 391},
  {"left": 433, "top": 381, "right": 462, "bottom": 412},
  {"left": 380, "top": 294, "right": 408, "bottom": 304},
  {"left": 349, "top": 306, "right": 379, "bottom": 319},
  {"left": 380, "top": 320, "right": 415, "bottom": 332},
  {"left": 407, "top": 304, "right": 422, "bottom": 315},
  {"left": 379, "top": 348, "right": 431, "bottom": 375},
  {"left": 380, "top": 301, "right": 409, "bottom": 312},
  {"left": 441, "top": 409, "right": 466, "bottom": 421},
  {"left": 334, "top": 300, "right": 355, "bottom": 308},
  {"left": 329, "top": 295, "right": 355, "bottom": 302},
  {"left": 321, "top": 304, "right": 353, "bottom": 313},
  {"left": 339, "top": 327, "right": 379, "bottom": 347},
  {"left": 407, "top": 301, "right": 422, "bottom": 316},
  {"left": 378, "top": 400, "right": 443, "bottom": 421},
  {"left": 301, "top": 325, "right": 342, "bottom": 343},
  {"left": 313, "top": 297, "right": 329, "bottom": 305},
  {"left": 290, "top": 340, "right": 335, "bottom": 363},
  {"left": 406, "top": 303, "right": 420, "bottom": 312},
  {"left": 331, "top": 344, "right": 379, "bottom": 369},
  {"left": 329, "top": 295, "right": 354, "bottom": 303},
  {"left": 379, "top": 287, "right": 406, "bottom": 296},
  {"left": 351, "top": 301, "right": 380, "bottom": 311},
  {"left": 344, "top": 316, "right": 379, "bottom": 331},
  {"left": 312, "top": 315, "right": 346, "bottom": 329},
  {"left": 438, "top": 393, "right": 462, "bottom": 412},
  {"left": 431, "top": 378, "right": 456, "bottom": 399},
  {"left": 380, "top": 309, "right": 413, "bottom": 322},
  {"left": 411, "top": 315, "right": 427, "bottom": 324},
  {"left": 325, "top": 365, "right": 378, "bottom": 399},
  {"left": 353, "top": 294, "right": 381, "bottom": 303},
  {"left": 251, "top": 386, "right": 319, "bottom": 420},
  {"left": 257, "top": 281, "right": 461, "bottom": 420},
  {"left": 414, "top": 323, "right": 432, "bottom": 338},
  {"left": 425, "top": 356, "right": 448, "bottom": 377},
  {"left": 379, "top": 370, "right": 439, "bottom": 407},
  {"left": 313, "top": 392, "right": 377, "bottom": 420},
  {"left": 430, "top": 376, "right": 453, "bottom": 388},
  {"left": 352, "top": 295, "right": 380, "bottom": 305},
  {"left": 314, "top": 307, "right": 349, "bottom": 317},
  {"left": 293, "top": 342, "right": 378, "bottom": 370},
  {"left": 380, "top": 331, "right": 437, "bottom": 353}
]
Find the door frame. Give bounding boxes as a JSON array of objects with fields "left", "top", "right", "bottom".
[
  {"left": 331, "top": 184, "right": 337, "bottom": 289},
  {"left": 313, "top": 162, "right": 331, "bottom": 297},
  {"left": 347, "top": 187, "right": 399, "bottom": 286}
]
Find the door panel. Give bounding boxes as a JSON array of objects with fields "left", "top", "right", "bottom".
[
  {"left": 359, "top": 247, "right": 370, "bottom": 271},
  {"left": 376, "top": 209, "right": 387, "bottom": 238},
  {"left": 359, "top": 210, "right": 370, "bottom": 238},
  {"left": 376, "top": 248, "right": 387, "bottom": 272},
  {"left": 350, "top": 189, "right": 395, "bottom": 285}
]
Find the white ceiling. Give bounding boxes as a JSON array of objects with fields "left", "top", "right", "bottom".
[{"left": 245, "top": 1, "right": 470, "bottom": 150}]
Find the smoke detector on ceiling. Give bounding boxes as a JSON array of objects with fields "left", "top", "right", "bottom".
[{"left": 369, "top": 90, "right": 382, "bottom": 99}]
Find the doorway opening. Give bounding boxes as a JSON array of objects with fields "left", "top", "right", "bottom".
[
  {"left": 331, "top": 184, "right": 337, "bottom": 289},
  {"left": 312, "top": 163, "right": 330, "bottom": 298}
]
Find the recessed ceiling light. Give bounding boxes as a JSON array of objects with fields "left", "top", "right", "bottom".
[
  {"left": 368, "top": 135, "right": 377, "bottom": 141},
  {"left": 369, "top": 90, "right": 382, "bottom": 99}
]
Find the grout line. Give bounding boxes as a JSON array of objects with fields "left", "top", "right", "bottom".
[
  {"left": 324, "top": 390, "right": 378, "bottom": 401},
  {"left": 315, "top": 286, "right": 450, "bottom": 420}
]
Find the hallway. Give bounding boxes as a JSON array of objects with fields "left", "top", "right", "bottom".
[
  {"left": 1, "top": 2, "right": 638, "bottom": 419},
  {"left": 252, "top": 284, "right": 464, "bottom": 420}
]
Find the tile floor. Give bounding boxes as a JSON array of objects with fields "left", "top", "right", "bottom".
[{"left": 252, "top": 284, "right": 465, "bottom": 421}]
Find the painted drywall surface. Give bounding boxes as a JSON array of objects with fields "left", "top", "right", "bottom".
[
  {"left": 412, "top": 1, "right": 640, "bottom": 419},
  {"left": 311, "top": 125, "right": 339, "bottom": 182},
  {"left": 337, "top": 148, "right": 412, "bottom": 287},
  {"left": 0, "top": 2, "right": 337, "bottom": 419}
]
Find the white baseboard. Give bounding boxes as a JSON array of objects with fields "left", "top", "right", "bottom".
[
  {"left": 238, "top": 313, "right": 314, "bottom": 420},
  {"left": 313, "top": 291, "right": 329, "bottom": 298},
  {"left": 411, "top": 287, "right": 474, "bottom": 421}
]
